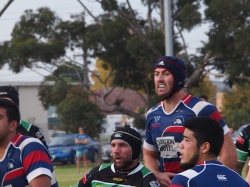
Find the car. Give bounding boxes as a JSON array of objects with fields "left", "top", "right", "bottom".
[
  {"left": 232, "top": 124, "right": 249, "bottom": 143},
  {"left": 49, "top": 131, "right": 66, "bottom": 141},
  {"left": 48, "top": 133, "right": 99, "bottom": 164}
]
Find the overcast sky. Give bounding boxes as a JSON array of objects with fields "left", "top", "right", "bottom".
[{"left": 0, "top": 0, "right": 208, "bottom": 82}]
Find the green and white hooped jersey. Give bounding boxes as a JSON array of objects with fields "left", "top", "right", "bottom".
[
  {"left": 75, "top": 163, "right": 161, "bottom": 187},
  {"left": 20, "top": 120, "right": 32, "bottom": 131}
]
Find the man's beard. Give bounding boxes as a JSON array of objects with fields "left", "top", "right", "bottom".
[
  {"left": 114, "top": 159, "right": 133, "bottom": 170},
  {"left": 156, "top": 87, "right": 174, "bottom": 101},
  {"left": 179, "top": 153, "right": 199, "bottom": 170}
]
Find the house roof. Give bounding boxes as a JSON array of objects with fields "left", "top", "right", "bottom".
[{"left": 90, "top": 87, "right": 147, "bottom": 114}]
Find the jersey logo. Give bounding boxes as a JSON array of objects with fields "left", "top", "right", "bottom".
[
  {"left": 0, "top": 92, "right": 8, "bottom": 95},
  {"left": 156, "top": 136, "right": 179, "bottom": 158},
  {"left": 149, "top": 180, "right": 161, "bottom": 187},
  {"left": 154, "top": 116, "right": 161, "bottom": 123},
  {"left": 35, "top": 130, "right": 43, "bottom": 139},
  {"left": 157, "top": 61, "right": 164, "bottom": 66},
  {"left": 113, "top": 177, "right": 127, "bottom": 182},
  {"left": 7, "top": 159, "right": 15, "bottom": 170},
  {"left": 217, "top": 174, "right": 227, "bottom": 181},
  {"left": 114, "top": 133, "right": 122, "bottom": 138},
  {"left": 173, "top": 116, "right": 184, "bottom": 125}
]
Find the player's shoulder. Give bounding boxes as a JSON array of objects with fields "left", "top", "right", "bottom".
[
  {"left": 88, "top": 164, "right": 111, "bottom": 176},
  {"left": 177, "top": 168, "right": 199, "bottom": 179},
  {"left": 170, "top": 171, "right": 189, "bottom": 187},
  {"left": 139, "top": 164, "right": 153, "bottom": 176},
  {"left": 146, "top": 102, "right": 163, "bottom": 116},
  {"left": 182, "top": 94, "right": 220, "bottom": 116},
  {"left": 182, "top": 94, "right": 211, "bottom": 106},
  {"left": 12, "top": 134, "right": 42, "bottom": 147},
  {"left": 242, "top": 124, "right": 250, "bottom": 133},
  {"left": 99, "top": 163, "right": 112, "bottom": 170},
  {"left": 19, "top": 120, "right": 42, "bottom": 136},
  {"left": 236, "top": 124, "right": 250, "bottom": 138}
]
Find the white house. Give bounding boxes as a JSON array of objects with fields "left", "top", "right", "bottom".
[
  {"left": 101, "top": 114, "right": 134, "bottom": 135},
  {"left": 0, "top": 81, "right": 49, "bottom": 141}
]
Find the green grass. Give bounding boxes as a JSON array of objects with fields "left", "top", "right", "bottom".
[{"left": 54, "top": 163, "right": 100, "bottom": 187}]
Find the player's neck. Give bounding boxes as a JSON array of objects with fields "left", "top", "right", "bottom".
[
  {"left": 162, "top": 89, "right": 186, "bottom": 112},
  {"left": 116, "top": 161, "right": 140, "bottom": 173},
  {"left": 198, "top": 154, "right": 218, "bottom": 164}
]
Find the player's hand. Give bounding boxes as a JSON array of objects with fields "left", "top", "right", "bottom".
[{"left": 155, "top": 171, "right": 175, "bottom": 187}]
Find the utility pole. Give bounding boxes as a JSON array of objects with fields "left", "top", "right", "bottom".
[
  {"left": 164, "top": 0, "right": 173, "bottom": 56},
  {"left": 0, "top": 0, "right": 14, "bottom": 18}
]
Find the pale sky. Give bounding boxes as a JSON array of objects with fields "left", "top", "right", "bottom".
[{"left": 0, "top": 0, "right": 208, "bottom": 82}]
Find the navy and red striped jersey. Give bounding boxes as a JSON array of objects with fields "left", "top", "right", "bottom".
[
  {"left": 170, "top": 160, "right": 248, "bottom": 187},
  {"left": 144, "top": 94, "right": 229, "bottom": 173},
  {"left": 1, "top": 133, "right": 58, "bottom": 187}
]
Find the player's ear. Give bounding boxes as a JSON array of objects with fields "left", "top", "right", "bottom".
[
  {"left": 201, "top": 142, "right": 210, "bottom": 154},
  {"left": 9, "top": 120, "right": 19, "bottom": 132}
]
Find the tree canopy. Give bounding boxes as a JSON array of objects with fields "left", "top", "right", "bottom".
[
  {"left": 222, "top": 84, "right": 250, "bottom": 129},
  {"left": 56, "top": 86, "right": 104, "bottom": 137}
]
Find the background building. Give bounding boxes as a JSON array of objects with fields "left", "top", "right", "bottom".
[{"left": 0, "top": 81, "right": 49, "bottom": 141}]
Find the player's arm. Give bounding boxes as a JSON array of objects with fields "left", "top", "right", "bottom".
[
  {"left": 219, "top": 132, "right": 238, "bottom": 170},
  {"left": 143, "top": 148, "right": 175, "bottom": 187},
  {"left": 235, "top": 161, "right": 246, "bottom": 175},
  {"left": 29, "top": 175, "right": 51, "bottom": 187},
  {"left": 245, "top": 163, "right": 250, "bottom": 185},
  {"left": 22, "top": 138, "right": 56, "bottom": 187},
  {"left": 143, "top": 148, "right": 160, "bottom": 173}
]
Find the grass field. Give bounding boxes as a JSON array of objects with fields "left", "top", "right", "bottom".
[{"left": 54, "top": 163, "right": 100, "bottom": 187}]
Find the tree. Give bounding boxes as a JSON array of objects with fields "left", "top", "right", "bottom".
[
  {"left": 189, "top": 76, "right": 217, "bottom": 100},
  {"left": 204, "top": 0, "right": 250, "bottom": 86},
  {"left": 38, "top": 64, "right": 104, "bottom": 137},
  {"left": 90, "top": 59, "right": 113, "bottom": 90},
  {"left": 56, "top": 86, "right": 104, "bottom": 138},
  {"left": 222, "top": 84, "right": 250, "bottom": 130}
]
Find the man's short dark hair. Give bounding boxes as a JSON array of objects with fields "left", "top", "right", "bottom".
[
  {"left": 183, "top": 117, "right": 224, "bottom": 157},
  {"left": 199, "top": 95, "right": 208, "bottom": 101}
]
